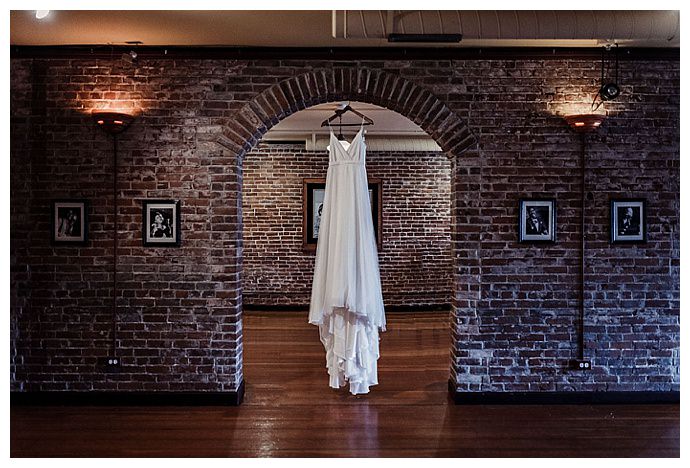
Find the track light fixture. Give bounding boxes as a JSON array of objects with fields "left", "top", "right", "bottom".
[
  {"left": 121, "top": 41, "right": 142, "bottom": 64},
  {"left": 592, "top": 44, "right": 620, "bottom": 110},
  {"left": 599, "top": 82, "right": 620, "bottom": 101},
  {"left": 121, "top": 50, "right": 138, "bottom": 64}
]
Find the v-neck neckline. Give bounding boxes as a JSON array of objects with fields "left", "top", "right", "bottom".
[{"left": 330, "top": 127, "right": 364, "bottom": 153}]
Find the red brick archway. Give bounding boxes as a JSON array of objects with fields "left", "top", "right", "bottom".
[
  {"left": 217, "top": 68, "right": 476, "bottom": 157},
  {"left": 211, "top": 68, "right": 481, "bottom": 395}
]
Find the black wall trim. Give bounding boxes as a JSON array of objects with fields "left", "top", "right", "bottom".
[
  {"left": 448, "top": 380, "right": 679, "bottom": 405},
  {"left": 11, "top": 380, "right": 245, "bottom": 406},
  {"left": 10, "top": 45, "right": 679, "bottom": 61}
]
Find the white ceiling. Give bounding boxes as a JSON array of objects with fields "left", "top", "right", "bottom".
[
  {"left": 268, "top": 102, "right": 426, "bottom": 137},
  {"left": 265, "top": 101, "right": 438, "bottom": 149},
  {"left": 10, "top": 10, "right": 680, "bottom": 47}
]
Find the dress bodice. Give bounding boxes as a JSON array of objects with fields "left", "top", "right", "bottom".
[{"left": 329, "top": 128, "right": 365, "bottom": 165}]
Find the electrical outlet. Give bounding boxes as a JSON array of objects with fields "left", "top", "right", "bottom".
[
  {"left": 98, "top": 356, "right": 122, "bottom": 372},
  {"left": 570, "top": 359, "right": 591, "bottom": 371}
]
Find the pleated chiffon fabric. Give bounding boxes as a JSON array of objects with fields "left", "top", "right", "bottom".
[{"left": 308, "top": 126, "right": 386, "bottom": 395}]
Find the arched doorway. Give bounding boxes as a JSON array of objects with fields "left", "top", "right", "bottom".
[{"left": 210, "top": 69, "right": 480, "bottom": 398}]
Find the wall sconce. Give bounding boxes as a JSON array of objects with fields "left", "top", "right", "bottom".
[
  {"left": 93, "top": 110, "right": 135, "bottom": 370},
  {"left": 92, "top": 111, "right": 135, "bottom": 135},
  {"left": 564, "top": 110, "right": 604, "bottom": 373},
  {"left": 564, "top": 114, "right": 607, "bottom": 133}
]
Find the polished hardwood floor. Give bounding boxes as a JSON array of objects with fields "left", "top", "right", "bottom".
[{"left": 11, "top": 311, "right": 680, "bottom": 457}]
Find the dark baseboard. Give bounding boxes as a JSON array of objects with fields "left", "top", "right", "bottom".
[
  {"left": 243, "top": 303, "right": 451, "bottom": 312},
  {"left": 448, "top": 380, "right": 679, "bottom": 405},
  {"left": 244, "top": 304, "right": 307, "bottom": 312},
  {"left": 11, "top": 380, "right": 245, "bottom": 406}
]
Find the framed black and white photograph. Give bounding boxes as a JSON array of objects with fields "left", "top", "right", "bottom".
[
  {"left": 142, "top": 200, "right": 181, "bottom": 247},
  {"left": 52, "top": 200, "right": 88, "bottom": 245},
  {"left": 518, "top": 199, "right": 556, "bottom": 243},
  {"left": 610, "top": 198, "right": 646, "bottom": 243},
  {"left": 303, "top": 178, "right": 382, "bottom": 252}
]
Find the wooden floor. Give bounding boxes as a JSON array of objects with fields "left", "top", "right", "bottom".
[{"left": 11, "top": 311, "right": 680, "bottom": 457}]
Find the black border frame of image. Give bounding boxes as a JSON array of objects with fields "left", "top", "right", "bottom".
[
  {"left": 610, "top": 198, "right": 647, "bottom": 244},
  {"left": 51, "top": 199, "right": 89, "bottom": 245},
  {"left": 304, "top": 180, "right": 381, "bottom": 250},
  {"left": 142, "top": 199, "right": 182, "bottom": 247},
  {"left": 518, "top": 198, "right": 556, "bottom": 243}
]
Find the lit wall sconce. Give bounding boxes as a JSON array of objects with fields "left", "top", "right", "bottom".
[
  {"left": 564, "top": 114, "right": 606, "bottom": 134},
  {"left": 92, "top": 110, "right": 135, "bottom": 369},
  {"left": 92, "top": 111, "right": 135, "bottom": 135},
  {"left": 563, "top": 108, "right": 605, "bottom": 373}
]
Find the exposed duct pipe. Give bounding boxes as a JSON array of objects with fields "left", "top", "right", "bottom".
[{"left": 332, "top": 10, "right": 680, "bottom": 46}]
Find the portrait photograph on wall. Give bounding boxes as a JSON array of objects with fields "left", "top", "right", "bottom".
[
  {"left": 303, "top": 178, "right": 382, "bottom": 251},
  {"left": 142, "top": 200, "right": 181, "bottom": 247},
  {"left": 52, "top": 200, "right": 88, "bottom": 245},
  {"left": 518, "top": 199, "right": 556, "bottom": 243},
  {"left": 610, "top": 198, "right": 646, "bottom": 243}
]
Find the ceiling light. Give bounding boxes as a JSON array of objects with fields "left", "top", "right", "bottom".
[{"left": 35, "top": 10, "right": 50, "bottom": 20}]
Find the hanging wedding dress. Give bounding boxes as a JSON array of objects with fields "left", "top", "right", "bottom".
[{"left": 308, "top": 124, "right": 386, "bottom": 395}]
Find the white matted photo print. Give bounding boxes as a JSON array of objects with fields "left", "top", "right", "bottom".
[
  {"left": 610, "top": 199, "right": 646, "bottom": 243},
  {"left": 519, "top": 199, "right": 556, "bottom": 243},
  {"left": 142, "top": 200, "right": 181, "bottom": 247},
  {"left": 52, "top": 200, "right": 88, "bottom": 245}
]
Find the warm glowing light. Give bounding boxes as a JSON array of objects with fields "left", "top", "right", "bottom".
[
  {"left": 81, "top": 102, "right": 141, "bottom": 118},
  {"left": 564, "top": 114, "right": 607, "bottom": 133},
  {"left": 92, "top": 111, "right": 135, "bottom": 135},
  {"left": 35, "top": 10, "right": 50, "bottom": 19}
]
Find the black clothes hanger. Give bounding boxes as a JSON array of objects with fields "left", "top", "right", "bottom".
[{"left": 321, "top": 104, "right": 374, "bottom": 140}]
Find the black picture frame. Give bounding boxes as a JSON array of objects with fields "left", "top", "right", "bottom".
[
  {"left": 142, "top": 200, "right": 182, "bottom": 247},
  {"left": 51, "top": 199, "right": 88, "bottom": 245},
  {"left": 303, "top": 178, "right": 382, "bottom": 252},
  {"left": 610, "top": 198, "right": 647, "bottom": 244},
  {"left": 518, "top": 199, "right": 556, "bottom": 243}
]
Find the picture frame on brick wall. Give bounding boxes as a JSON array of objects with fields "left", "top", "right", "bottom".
[
  {"left": 303, "top": 178, "right": 382, "bottom": 252},
  {"left": 142, "top": 200, "right": 181, "bottom": 247},
  {"left": 518, "top": 199, "right": 556, "bottom": 243},
  {"left": 51, "top": 199, "right": 88, "bottom": 245},
  {"left": 610, "top": 198, "right": 647, "bottom": 244}
]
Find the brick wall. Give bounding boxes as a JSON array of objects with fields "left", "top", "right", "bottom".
[
  {"left": 242, "top": 144, "right": 451, "bottom": 308},
  {"left": 10, "top": 53, "right": 679, "bottom": 395}
]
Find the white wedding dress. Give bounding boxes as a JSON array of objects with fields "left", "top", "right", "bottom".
[{"left": 308, "top": 125, "right": 386, "bottom": 395}]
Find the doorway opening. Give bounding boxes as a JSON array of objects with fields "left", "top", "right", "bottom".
[{"left": 240, "top": 101, "right": 453, "bottom": 402}]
